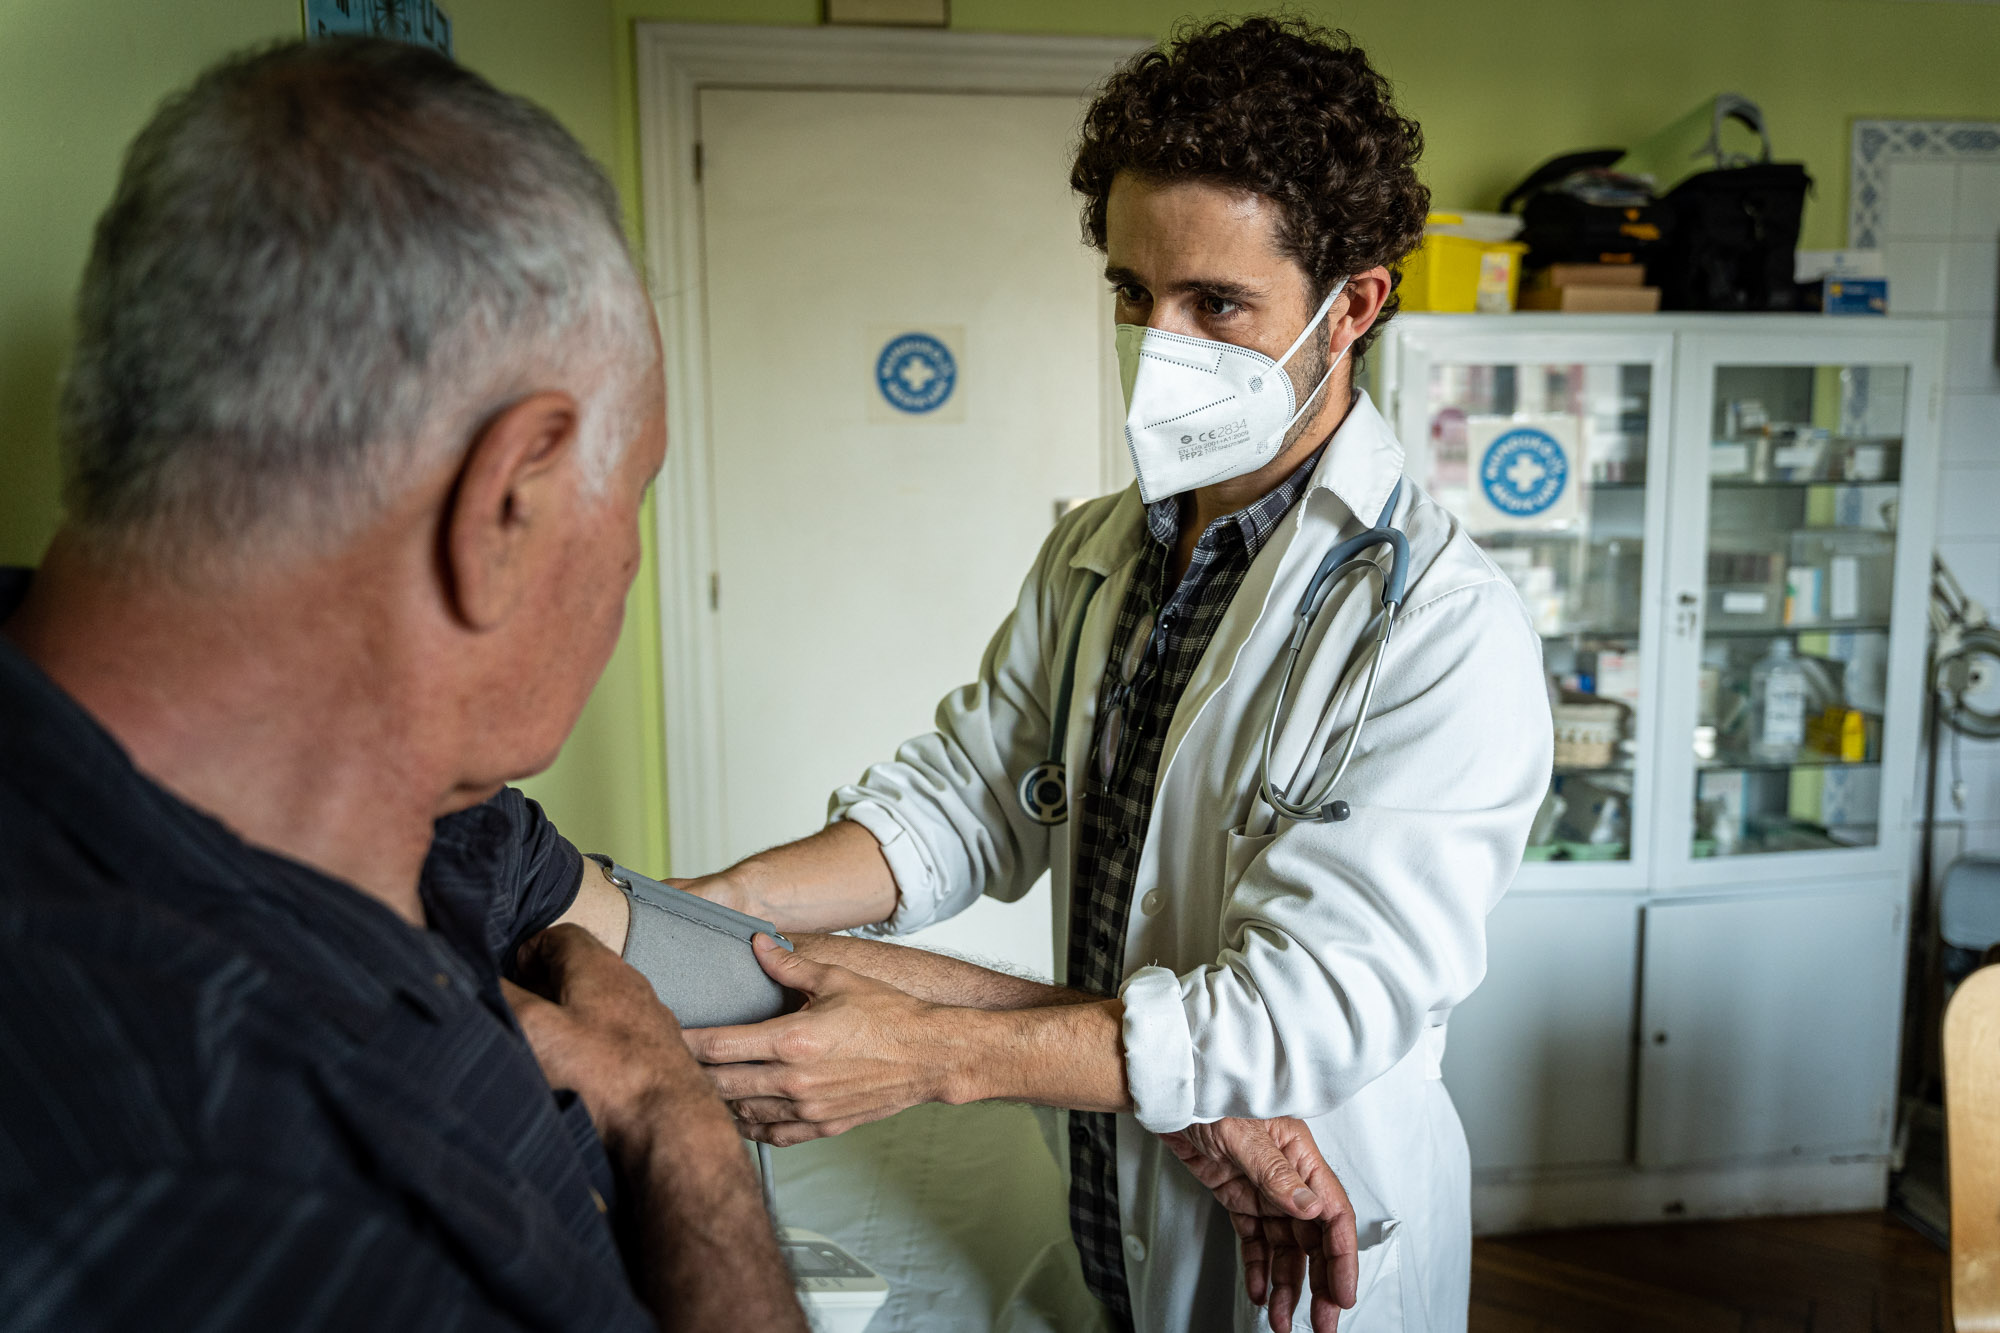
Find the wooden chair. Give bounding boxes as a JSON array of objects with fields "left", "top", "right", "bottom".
[{"left": 1947, "top": 963, "right": 2000, "bottom": 1330}]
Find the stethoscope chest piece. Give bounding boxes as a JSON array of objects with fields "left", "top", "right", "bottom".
[{"left": 1018, "top": 760, "right": 1068, "bottom": 825}]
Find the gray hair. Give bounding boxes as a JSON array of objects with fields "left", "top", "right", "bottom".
[{"left": 58, "top": 38, "right": 656, "bottom": 565}]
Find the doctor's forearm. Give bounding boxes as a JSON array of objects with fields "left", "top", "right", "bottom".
[
  {"left": 695, "top": 821, "right": 899, "bottom": 933},
  {"left": 940, "top": 999, "right": 1133, "bottom": 1114}
]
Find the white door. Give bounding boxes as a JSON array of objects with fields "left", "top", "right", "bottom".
[
  {"left": 696, "top": 87, "right": 1114, "bottom": 976},
  {"left": 1442, "top": 892, "right": 1640, "bottom": 1173},
  {"left": 1635, "top": 882, "right": 1905, "bottom": 1167}
]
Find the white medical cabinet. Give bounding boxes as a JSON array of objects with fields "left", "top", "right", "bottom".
[{"left": 1372, "top": 314, "right": 1945, "bottom": 1230}]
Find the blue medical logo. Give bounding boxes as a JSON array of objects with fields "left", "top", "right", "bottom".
[
  {"left": 1479, "top": 428, "right": 1568, "bottom": 517},
  {"left": 876, "top": 333, "right": 957, "bottom": 414},
  {"left": 305, "top": 0, "right": 454, "bottom": 56}
]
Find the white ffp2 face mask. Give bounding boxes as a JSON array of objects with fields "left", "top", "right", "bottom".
[{"left": 1115, "top": 278, "right": 1349, "bottom": 505}]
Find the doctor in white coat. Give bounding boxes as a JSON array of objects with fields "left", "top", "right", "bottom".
[{"left": 679, "top": 18, "right": 1552, "bottom": 1333}]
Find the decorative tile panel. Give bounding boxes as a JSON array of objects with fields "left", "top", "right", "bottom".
[{"left": 1852, "top": 119, "right": 2000, "bottom": 247}]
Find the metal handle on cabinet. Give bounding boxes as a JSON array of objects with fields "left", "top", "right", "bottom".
[{"left": 1673, "top": 590, "right": 1700, "bottom": 639}]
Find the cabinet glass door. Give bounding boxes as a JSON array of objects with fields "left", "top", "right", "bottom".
[
  {"left": 1413, "top": 352, "right": 1659, "bottom": 865},
  {"left": 1690, "top": 361, "right": 1908, "bottom": 858}
]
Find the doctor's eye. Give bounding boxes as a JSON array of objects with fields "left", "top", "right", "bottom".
[
  {"left": 1112, "top": 283, "right": 1149, "bottom": 306},
  {"left": 1199, "top": 294, "right": 1241, "bottom": 318}
]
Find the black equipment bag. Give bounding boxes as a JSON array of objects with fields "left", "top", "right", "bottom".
[
  {"left": 1646, "top": 96, "right": 1813, "bottom": 311},
  {"left": 1501, "top": 148, "right": 1671, "bottom": 270}
]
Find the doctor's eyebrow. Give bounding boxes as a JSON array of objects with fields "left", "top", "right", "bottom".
[{"left": 1102, "top": 265, "right": 1265, "bottom": 306}]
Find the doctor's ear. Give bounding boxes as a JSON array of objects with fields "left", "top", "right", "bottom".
[
  {"left": 1332, "top": 267, "right": 1393, "bottom": 344},
  {"left": 440, "top": 390, "right": 586, "bottom": 632}
]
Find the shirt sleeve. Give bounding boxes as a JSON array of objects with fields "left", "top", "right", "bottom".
[
  {"left": 426, "top": 788, "right": 585, "bottom": 971},
  {"left": 498, "top": 789, "right": 586, "bottom": 949},
  {"left": 1118, "top": 574, "right": 1553, "bottom": 1133},
  {"left": 0, "top": 1170, "right": 596, "bottom": 1332}
]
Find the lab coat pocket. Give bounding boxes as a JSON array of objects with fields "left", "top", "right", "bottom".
[
  {"left": 1346, "top": 1218, "right": 1404, "bottom": 1331},
  {"left": 1251, "top": 1218, "right": 1402, "bottom": 1333},
  {"left": 1222, "top": 824, "right": 1278, "bottom": 895}
]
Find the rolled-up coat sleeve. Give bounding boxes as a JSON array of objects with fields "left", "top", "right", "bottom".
[
  {"left": 829, "top": 510, "right": 1102, "bottom": 936},
  {"left": 1121, "top": 575, "right": 1552, "bottom": 1133}
]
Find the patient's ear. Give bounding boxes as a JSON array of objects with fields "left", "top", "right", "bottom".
[{"left": 441, "top": 391, "right": 583, "bottom": 631}]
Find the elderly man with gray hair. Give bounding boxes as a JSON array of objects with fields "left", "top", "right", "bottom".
[{"left": 0, "top": 38, "right": 804, "bottom": 1332}]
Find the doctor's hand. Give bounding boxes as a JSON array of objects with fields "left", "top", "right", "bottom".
[
  {"left": 684, "top": 934, "right": 952, "bottom": 1145},
  {"left": 1162, "top": 1117, "right": 1359, "bottom": 1333}
]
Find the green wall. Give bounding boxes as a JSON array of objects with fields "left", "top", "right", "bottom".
[
  {"left": 611, "top": 0, "right": 2000, "bottom": 252},
  {"left": 8, "top": 0, "right": 2000, "bottom": 877},
  {"left": 0, "top": 0, "right": 666, "bottom": 872}
]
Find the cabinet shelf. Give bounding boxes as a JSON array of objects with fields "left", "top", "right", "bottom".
[
  {"left": 1709, "top": 477, "right": 1902, "bottom": 491},
  {"left": 1522, "top": 842, "right": 1630, "bottom": 862},
  {"left": 1555, "top": 761, "right": 1635, "bottom": 780},
  {"left": 1702, "top": 622, "right": 1891, "bottom": 640},
  {"left": 1542, "top": 625, "right": 1643, "bottom": 643},
  {"left": 1697, "top": 755, "right": 1880, "bottom": 773},
  {"left": 1693, "top": 822, "right": 1882, "bottom": 857}
]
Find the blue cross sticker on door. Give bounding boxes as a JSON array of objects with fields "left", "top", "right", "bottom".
[{"left": 871, "top": 328, "right": 963, "bottom": 422}]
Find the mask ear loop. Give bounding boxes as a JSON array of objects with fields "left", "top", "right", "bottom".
[
  {"left": 1272, "top": 276, "right": 1350, "bottom": 370},
  {"left": 1265, "top": 278, "right": 1353, "bottom": 442}
]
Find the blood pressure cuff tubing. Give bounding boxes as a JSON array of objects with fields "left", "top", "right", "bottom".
[{"left": 591, "top": 855, "right": 800, "bottom": 1029}]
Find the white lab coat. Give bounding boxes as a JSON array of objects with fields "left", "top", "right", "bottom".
[{"left": 829, "top": 391, "right": 1552, "bottom": 1332}]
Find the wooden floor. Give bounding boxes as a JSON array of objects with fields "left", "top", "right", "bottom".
[{"left": 1471, "top": 1212, "right": 1948, "bottom": 1332}]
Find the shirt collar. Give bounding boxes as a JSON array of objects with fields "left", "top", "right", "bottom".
[
  {"left": 1141, "top": 442, "right": 1326, "bottom": 561},
  {"left": 1297, "top": 388, "right": 1408, "bottom": 533}
]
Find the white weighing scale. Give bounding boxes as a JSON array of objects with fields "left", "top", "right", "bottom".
[
  {"left": 758, "top": 1144, "right": 888, "bottom": 1331},
  {"left": 781, "top": 1227, "right": 889, "bottom": 1332}
]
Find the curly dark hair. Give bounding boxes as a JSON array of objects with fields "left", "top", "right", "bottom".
[{"left": 1071, "top": 16, "right": 1429, "bottom": 360}]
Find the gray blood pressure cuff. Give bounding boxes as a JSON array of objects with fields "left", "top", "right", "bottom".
[{"left": 589, "top": 855, "right": 799, "bottom": 1029}]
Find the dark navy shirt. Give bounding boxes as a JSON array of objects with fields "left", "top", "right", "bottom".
[{"left": 0, "top": 570, "right": 653, "bottom": 1332}]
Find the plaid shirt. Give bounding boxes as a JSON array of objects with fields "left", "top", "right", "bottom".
[{"left": 1065, "top": 448, "right": 1326, "bottom": 1329}]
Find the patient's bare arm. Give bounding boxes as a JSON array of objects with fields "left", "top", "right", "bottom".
[
  {"left": 504, "top": 925, "right": 806, "bottom": 1333},
  {"left": 554, "top": 855, "right": 632, "bottom": 953}
]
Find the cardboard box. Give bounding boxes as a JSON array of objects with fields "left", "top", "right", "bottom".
[
  {"left": 1519, "top": 284, "right": 1663, "bottom": 313},
  {"left": 1592, "top": 650, "right": 1642, "bottom": 709},
  {"left": 1534, "top": 263, "right": 1649, "bottom": 289}
]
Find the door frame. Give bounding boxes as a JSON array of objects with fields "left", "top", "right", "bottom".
[{"left": 636, "top": 22, "right": 1147, "bottom": 874}]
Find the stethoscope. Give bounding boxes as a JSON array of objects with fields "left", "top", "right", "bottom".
[{"left": 1015, "top": 479, "right": 1408, "bottom": 828}]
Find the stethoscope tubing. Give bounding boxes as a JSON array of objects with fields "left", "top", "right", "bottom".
[
  {"left": 1258, "top": 560, "right": 1401, "bottom": 824},
  {"left": 1017, "top": 480, "right": 1407, "bottom": 829}
]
